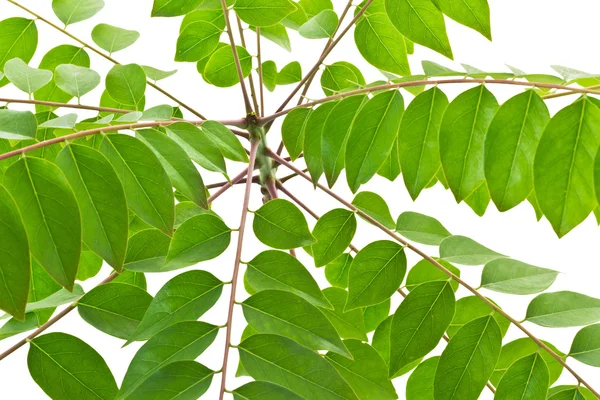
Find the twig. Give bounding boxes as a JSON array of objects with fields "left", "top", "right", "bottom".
[
  {"left": 256, "top": 28, "right": 265, "bottom": 118},
  {"left": 0, "top": 98, "right": 130, "bottom": 114},
  {"left": 235, "top": 16, "right": 260, "bottom": 114},
  {"left": 543, "top": 83, "right": 600, "bottom": 99}
]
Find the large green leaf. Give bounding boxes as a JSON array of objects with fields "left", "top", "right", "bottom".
[
  {"left": 494, "top": 353, "right": 550, "bottom": 400},
  {"left": 439, "top": 85, "right": 499, "bottom": 202},
  {"left": 175, "top": 21, "right": 222, "bottom": 62},
  {"left": 346, "top": 240, "right": 406, "bottom": 310},
  {"left": 406, "top": 356, "right": 439, "bottom": 400},
  {"left": 311, "top": 208, "right": 357, "bottom": 267},
  {"left": 52, "top": 0, "right": 104, "bottom": 25},
  {"left": 100, "top": 134, "right": 174, "bottom": 235},
  {"left": 105, "top": 64, "right": 146, "bottom": 108},
  {"left": 480, "top": 258, "right": 558, "bottom": 294},
  {"left": 570, "top": 324, "right": 600, "bottom": 367},
  {"left": 0, "top": 109, "right": 37, "bottom": 140},
  {"left": 232, "top": 382, "right": 304, "bottom": 400},
  {"left": 345, "top": 90, "right": 404, "bottom": 192},
  {"left": 56, "top": 144, "right": 128, "bottom": 271},
  {"left": 435, "top": 0, "right": 491, "bottom": 40},
  {"left": 439, "top": 235, "right": 505, "bottom": 265},
  {"left": 434, "top": 316, "right": 503, "bottom": 400},
  {"left": 4, "top": 157, "right": 80, "bottom": 290},
  {"left": 253, "top": 199, "right": 316, "bottom": 249},
  {"left": 238, "top": 334, "right": 359, "bottom": 400},
  {"left": 304, "top": 102, "right": 337, "bottom": 183},
  {"left": 447, "top": 296, "right": 510, "bottom": 338},
  {"left": 204, "top": 45, "right": 253, "bottom": 87},
  {"left": 152, "top": 0, "right": 203, "bottom": 17},
  {"left": 165, "top": 122, "right": 227, "bottom": 175},
  {"left": 28, "top": 333, "right": 118, "bottom": 400},
  {"left": 320, "top": 287, "right": 367, "bottom": 341},
  {"left": 4, "top": 58, "right": 52, "bottom": 94},
  {"left": 126, "top": 270, "right": 223, "bottom": 343},
  {"left": 234, "top": 0, "right": 297, "bottom": 27},
  {"left": 389, "top": 281, "right": 455, "bottom": 376},
  {"left": 92, "top": 23, "right": 140, "bottom": 53},
  {"left": 54, "top": 64, "right": 101, "bottom": 99},
  {"left": 201, "top": 120, "right": 249, "bottom": 162},
  {"left": 395, "top": 211, "right": 452, "bottom": 245},
  {"left": 282, "top": 108, "right": 312, "bottom": 160},
  {"left": 534, "top": 98, "right": 600, "bottom": 237},
  {"left": 0, "top": 18, "right": 38, "bottom": 88},
  {"left": 352, "top": 191, "right": 395, "bottom": 229},
  {"left": 525, "top": 291, "right": 600, "bottom": 327}
]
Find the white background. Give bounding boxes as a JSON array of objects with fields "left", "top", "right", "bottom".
[{"left": 0, "top": 0, "right": 599, "bottom": 398}]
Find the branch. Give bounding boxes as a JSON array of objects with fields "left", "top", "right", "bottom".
[
  {"left": 267, "top": 149, "right": 600, "bottom": 398},
  {"left": 0, "top": 98, "right": 131, "bottom": 114},
  {"left": 235, "top": 16, "right": 260, "bottom": 114},
  {"left": 261, "top": 78, "right": 600, "bottom": 125},
  {"left": 218, "top": 138, "right": 259, "bottom": 399},
  {"left": 543, "top": 83, "right": 600, "bottom": 100},
  {"left": 256, "top": 28, "right": 265, "bottom": 118},
  {"left": 6, "top": 0, "right": 207, "bottom": 120}
]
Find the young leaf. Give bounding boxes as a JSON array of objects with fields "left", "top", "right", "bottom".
[
  {"left": 526, "top": 291, "right": 600, "bottom": 327},
  {"left": 395, "top": 211, "right": 452, "bottom": 245},
  {"left": 232, "top": 382, "right": 304, "bottom": 400},
  {"left": 435, "top": 0, "right": 492, "bottom": 40},
  {"left": 439, "top": 235, "right": 505, "bottom": 265},
  {"left": 166, "top": 122, "right": 227, "bottom": 175},
  {"left": 299, "top": 10, "right": 338, "bottom": 39},
  {"left": 320, "top": 287, "right": 367, "bottom": 341},
  {"left": 152, "top": 0, "right": 203, "bottom": 17},
  {"left": 27, "top": 333, "right": 118, "bottom": 399},
  {"left": 346, "top": 240, "right": 407, "bottom": 310},
  {"left": 238, "top": 334, "right": 359, "bottom": 400},
  {"left": 480, "top": 258, "right": 559, "bottom": 294},
  {"left": 201, "top": 120, "right": 249, "bottom": 162},
  {"left": 4, "top": 58, "right": 52, "bottom": 94},
  {"left": 447, "top": 296, "right": 510, "bottom": 338},
  {"left": 276, "top": 61, "right": 302, "bottom": 85},
  {"left": 234, "top": 0, "right": 297, "bottom": 27},
  {"left": 570, "top": 324, "right": 600, "bottom": 367},
  {"left": 54, "top": 64, "right": 101, "bottom": 99},
  {"left": 92, "top": 23, "right": 140, "bottom": 53},
  {"left": 52, "top": 0, "right": 105, "bottom": 26},
  {"left": 204, "top": 45, "right": 253, "bottom": 87},
  {"left": 124, "top": 229, "right": 171, "bottom": 272},
  {"left": 495, "top": 353, "right": 550, "bottom": 400},
  {"left": 406, "top": 258, "right": 460, "bottom": 292},
  {"left": 0, "top": 109, "right": 37, "bottom": 140},
  {"left": 311, "top": 209, "right": 357, "bottom": 267},
  {"left": 141, "top": 65, "right": 177, "bottom": 81},
  {"left": 352, "top": 191, "right": 395, "bottom": 229},
  {"left": 4, "top": 157, "right": 81, "bottom": 290},
  {"left": 105, "top": 64, "right": 146, "bottom": 108},
  {"left": 175, "top": 21, "right": 222, "bottom": 62},
  {"left": 304, "top": 102, "right": 337, "bottom": 183},
  {"left": 282, "top": 108, "right": 312, "bottom": 160},
  {"left": 321, "top": 62, "right": 365, "bottom": 96},
  {"left": 253, "top": 199, "right": 316, "bottom": 249}
]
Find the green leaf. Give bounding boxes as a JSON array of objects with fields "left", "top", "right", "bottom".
[
  {"left": 152, "top": 0, "right": 203, "bottom": 17},
  {"left": 78, "top": 283, "right": 152, "bottom": 340},
  {"left": 260, "top": 61, "right": 278, "bottom": 91},
  {"left": 21, "top": 285, "right": 84, "bottom": 315},
  {"left": 28, "top": 259, "right": 61, "bottom": 323},
  {"left": 480, "top": 258, "right": 558, "bottom": 295},
  {"left": 304, "top": 102, "right": 337, "bottom": 184},
  {"left": 175, "top": 21, "right": 222, "bottom": 62},
  {"left": 525, "top": 291, "right": 600, "bottom": 327},
  {"left": 439, "top": 235, "right": 505, "bottom": 265},
  {"left": 126, "top": 270, "right": 223, "bottom": 343},
  {"left": 0, "top": 186, "right": 30, "bottom": 320},
  {"left": 406, "top": 258, "right": 460, "bottom": 292},
  {"left": 105, "top": 64, "right": 146, "bottom": 108},
  {"left": 140, "top": 105, "right": 173, "bottom": 122},
  {"left": 326, "top": 340, "right": 398, "bottom": 400},
  {"left": 124, "top": 228, "right": 171, "bottom": 272},
  {"left": 166, "top": 122, "right": 227, "bottom": 175},
  {"left": 92, "top": 23, "right": 140, "bottom": 53},
  {"left": 276, "top": 61, "right": 302, "bottom": 85},
  {"left": 435, "top": 0, "right": 491, "bottom": 40},
  {"left": 282, "top": 108, "right": 312, "bottom": 160},
  {"left": 325, "top": 253, "right": 353, "bottom": 289},
  {"left": 113, "top": 270, "right": 147, "bottom": 290},
  {"left": 245, "top": 250, "right": 331, "bottom": 308},
  {"left": 485, "top": 91, "right": 550, "bottom": 211},
  {"left": 299, "top": 10, "right": 338, "bottom": 39},
  {"left": 54, "top": 64, "right": 101, "bottom": 99},
  {"left": 299, "top": 0, "right": 333, "bottom": 17},
  {"left": 234, "top": 0, "right": 297, "bottom": 27},
  {"left": 346, "top": 240, "right": 406, "bottom": 310},
  {"left": 0, "top": 109, "right": 37, "bottom": 140},
  {"left": 311, "top": 208, "right": 357, "bottom": 267},
  {"left": 141, "top": 65, "right": 177, "bottom": 81},
  {"left": 100, "top": 134, "right": 174, "bottom": 235},
  {"left": 28, "top": 333, "right": 118, "bottom": 400},
  {"left": 495, "top": 353, "right": 550, "bottom": 400},
  {"left": 232, "top": 382, "right": 304, "bottom": 400},
  {"left": 385, "top": 0, "right": 453, "bottom": 59},
  {"left": 202, "top": 120, "right": 249, "bottom": 162},
  {"left": 320, "top": 287, "right": 367, "bottom": 341},
  {"left": 4, "top": 157, "right": 80, "bottom": 290},
  {"left": 399, "top": 87, "right": 449, "bottom": 200},
  {"left": 570, "top": 324, "right": 600, "bottom": 367},
  {"left": 238, "top": 334, "right": 358, "bottom": 400},
  {"left": 363, "top": 298, "right": 390, "bottom": 332},
  {"left": 181, "top": 8, "right": 225, "bottom": 32},
  {"left": 0, "top": 312, "right": 40, "bottom": 341},
  {"left": 56, "top": 144, "right": 129, "bottom": 271},
  {"left": 39, "top": 113, "right": 77, "bottom": 129},
  {"left": 204, "top": 45, "right": 253, "bottom": 87},
  {"left": 439, "top": 85, "right": 499, "bottom": 202},
  {"left": 242, "top": 290, "right": 350, "bottom": 357},
  {"left": 447, "top": 296, "right": 510, "bottom": 338},
  {"left": 434, "top": 315, "right": 503, "bottom": 400},
  {"left": 395, "top": 211, "right": 452, "bottom": 246},
  {"left": 389, "top": 281, "right": 455, "bottom": 376},
  {"left": 378, "top": 136, "right": 402, "bottom": 181},
  {"left": 253, "top": 24, "right": 291, "bottom": 52},
  {"left": 165, "top": 213, "right": 231, "bottom": 270},
  {"left": 76, "top": 250, "right": 103, "bottom": 281},
  {"left": 137, "top": 128, "right": 208, "bottom": 208},
  {"left": 253, "top": 199, "right": 316, "bottom": 249},
  {"left": 352, "top": 191, "right": 395, "bottom": 229},
  {"left": 0, "top": 18, "right": 38, "bottom": 88},
  {"left": 4, "top": 58, "right": 52, "bottom": 94},
  {"left": 535, "top": 98, "right": 600, "bottom": 237},
  {"left": 548, "top": 387, "right": 594, "bottom": 400},
  {"left": 406, "top": 356, "right": 439, "bottom": 400},
  {"left": 52, "top": 0, "right": 104, "bottom": 25},
  {"left": 119, "top": 321, "right": 218, "bottom": 398},
  {"left": 321, "top": 62, "right": 365, "bottom": 96},
  {"left": 100, "top": 89, "right": 144, "bottom": 114},
  {"left": 346, "top": 90, "right": 404, "bottom": 192}
]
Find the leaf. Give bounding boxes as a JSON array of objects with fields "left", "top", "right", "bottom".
[
  {"left": 299, "top": 10, "right": 338, "bottom": 39},
  {"left": 141, "top": 65, "right": 177, "bottom": 81},
  {"left": 352, "top": 191, "right": 395, "bottom": 229},
  {"left": 525, "top": 291, "right": 600, "bottom": 327},
  {"left": 495, "top": 353, "right": 550, "bottom": 400},
  {"left": 253, "top": 24, "right": 292, "bottom": 52},
  {"left": 78, "top": 283, "right": 152, "bottom": 340},
  {"left": 447, "top": 296, "right": 510, "bottom": 338},
  {"left": 137, "top": 128, "right": 208, "bottom": 208},
  {"left": 175, "top": 21, "right": 222, "bottom": 62},
  {"left": 100, "top": 134, "right": 174, "bottom": 235},
  {"left": 439, "top": 85, "right": 499, "bottom": 202},
  {"left": 4, "top": 157, "right": 81, "bottom": 290},
  {"left": 0, "top": 312, "right": 40, "bottom": 341},
  {"left": 4, "top": 58, "right": 52, "bottom": 94},
  {"left": 204, "top": 44, "right": 253, "bottom": 87},
  {"left": 119, "top": 321, "right": 219, "bottom": 398},
  {"left": 253, "top": 199, "right": 316, "bottom": 249},
  {"left": 434, "top": 316, "right": 503, "bottom": 400},
  {"left": 28, "top": 333, "right": 118, "bottom": 400},
  {"left": 166, "top": 122, "right": 227, "bottom": 175},
  {"left": 152, "top": 0, "right": 203, "bottom": 17},
  {"left": 399, "top": 87, "right": 449, "bottom": 200},
  {"left": 276, "top": 61, "right": 302, "bottom": 85},
  {"left": 320, "top": 287, "right": 367, "bottom": 341},
  {"left": 242, "top": 290, "right": 350, "bottom": 357},
  {"left": 0, "top": 18, "right": 38, "bottom": 88},
  {"left": 126, "top": 270, "right": 223, "bottom": 343},
  {"left": 92, "top": 23, "right": 140, "bottom": 53},
  {"left": 570, "top": 324, "right": 600, "bottom": 367},
  {"left": 234, "top": 0, "right": 297, "bottom": 27},
  {"left": 181, "top": 8, "right": 225, "bottom": 32},
  {"left": 548, "top": 387, "right": 595, "bottom": 400},
  {"left": 395, "top": 211, "right": 452, "bottom": 246},
  {"left": 56, "top": 144, "right": 129, "bottom": 271},
  {"left": 52, "top": 0, "right": 104, "bottom": 25},
  {"left": 0, "top": 186, "right": 30, "bottom": 320},
  {"left": 105, "top": 64, "right": 146, "bottom": 108},
  {"left": 385, "top": 0, "right": 453, "bottom": 59},
  {"left": 0, "top": 109, "right": 37, "bottom": 140},
  {"left": 238, "top": 334, "right": 358, "bottom": 400},
  {"left": 480, "top": 258, "right": 559, "bottom": 295},
  {"left": 439, "top": 235, "right": 505, "bottom": 265},
  {"left": 100, "top": 89, "right": 144, "bottom": 114},
  {"left": 535, "top": 98, "right": 600, "bottom": 237},
  {"left": 22, "top": 285, "right": 85, "bottom": 315},
  {"left": 39, "top": 113, "right": 77, "bottom": 129},
  {"left": 435, "top": 0, "right": 491, "bottom": 40},
  {"left": 54, "top": 64, "right": 101, "bottom": 99},
  {"left": 245, "top": 250, "right": 331, "bottom": 308},
  {"left": 232, "top": 381, "right": 304, "bottom": 400},
  {"left": 389, "top": 281, "right": 455, "bottom": 376},
  {"left": 406, "top": 258, "right": 460, "bottom": 292},
  {"left": 28, "top": 259, "right": 61, "bottom": 323},
  {"left": 165, "top": 213, "right": 231, "bottom": 270},
  {"left": 113, "top": 270, "right": 147, "bottom": 290},
  {"left": 202, "top": 120, "right": 249, "bottom": 162},
  {"left": 325, "top": 253, "right": 353, "bottom": 288},
  {"left": 321, "top": 62, "right": 365, "bottom": 96},
  {"left": 406, "top": 356, "right": 439, "bottom": 400},
  {"left": 311, "top": 208, "right": 357, "bottom": 267},
  {"left": 282, "top": 108, "right": 312, "bottom": 160},
  {"left": 304, "top": 102, "right": 337, "bottom": 184},
  {"left": 260, "top": 60, "right": 278, "bottom": 91},
  {"left": 345, "top": 90, "right": 404, "bottom": 192},
  {"left": 485, "top": 91, "right": 550, "bottom": 211},
  {"left": 77, "top": 250, "right": 103, "bottom": 281},
  {"left": 346, "top": 240, "right": 406, "bottom": 310},
  {"left": 363, "top": 298, "right": 390, "bottom": 332},
  {"left": 378, "top": 137, "right": 401, "bottom": 181},
  {"left": 124, "top": 229, "right": 171, "bottom": 272}
]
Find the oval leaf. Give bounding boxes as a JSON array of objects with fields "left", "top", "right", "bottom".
[
  {"left": 526, "top": 291, "right": 600, "bottom": 327},
  {"left": 253, "top": 199, "right": 316, "bottom": 249},
  {"left": 311, "top": 208, "right": 357, "bottom": 267},
  {"left": 480, "top": 258, "right": 558, "bottom": 295}
]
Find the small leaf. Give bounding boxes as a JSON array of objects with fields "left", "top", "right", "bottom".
[
  {"left": 435, "top": 0, "right": 491, "bottom": 40},
  {"left": 254, "top": 23, "right": 291, "bottom": 51},
  {"left": 4, "top": 58, "right": 52, "bottom": 94},
  {"left": 92, "top": 23, "right": 140, "bottom": 53},
  {"left": 232, "top": 382, "right": 304, "bottom": 400},
  {"left": 321, "top": 62, "right": 365, "bottom": 96},
  {"left": 202, "top": 120, "right": 249, "bottom": 162},
  {"left": 304, "top": 102, "right": 337, "bottom": 184},
  {"left": 20, "top": 285, "right": 84, "bottom": 316},
  {"left": 276, "top": 61, "right": 302, "bottom": 85},
  {"left": 320, "top": 287, "right": 367, "bottom": 341},
  {"left": 105, "top": 64, "right": 146, "bottom": 108},
  {"left": 234, "top": 0, "right": 297, "bottom": 27},
  {"left": 54, "top": 64, "right": 101, "bottom": 99},
  {"left": 0, "top": 18, "right": 38, "bottom": 88},
  {"left": 124, "top": 229, "right": 171, "bottom": 272},
  {"left": 447, "top": 296, "right": 510, "bottom": 338},
  {"left": 253, "top": 199, "right": 316, "bottom": 249},
  {"left": 299, "top": 10, "right": 338, "bottom": 39},
  {"left": 282, "top": 108, "right": 312, "bottom": 160},
  {"left": 181, "top": 8, "right": 225, "bottom": 32},
  {"left": 395, "top": 211, "right": 451, "bottom": 246},
  {"left": 312, "top": 208, "right": 357, "bottom": 267},
  {"left": 439, "top": 235, "right": 505, "bottom": 265},
  {"left": 406, "top": 356, "right": 439, "bottom": 400},
  {"left": 113, "top": 270, "right": 147, "bottom": 290},
  {"left": 526, "top": 291, "right": 600, "bottom": 327},
  {"left": 406, "top": 258, "right": 460, "bottom": 292},
  {"left": 260, "top": 60, "right": 278, "bottom": 91},
  {"left": 363, "top": 298, "right": 390, "bottom": 333},
  {"left": 166, "top": 122, "right": 227, "bottom": 175},
  {"left": 495, "top": 353, "right": 550, "bottom": 400},
  {"left": 76, "top": 250, "right": 103, "bottom": 281},
  {"left": 0, "top": 109, "right": 37, "bottom": 140},
  {"left": 204, "top": 45, "right": 253, "bottom": 87},
  {"left": 152, "top": 0, "right": 203, "bottom": 17},
  {"left": 325, "top": 253, "right": 353, "bottom": 289},
  {"left": 140, "top": 105, "right": 173, "bottom": 121},
  {"left": 480, "top": 258, "right": 559, "bottom": 294},
  {"left": 570, "top": 324, "right": 600, "bottom": 367},
  {"left": 52, "top": 0, "right": 104, "bottom": 26},
  {"left": 352, "top": 191, "right": 395, "bottom": 229},
  {"left": 39, "top": 113, "right": 77, "bottom": 129},
  {"left": 175, "top": 21, "right": 222, "bottom": 62},
  {"left": 141, "top": 65, "right": 177, "bottom": 81}
]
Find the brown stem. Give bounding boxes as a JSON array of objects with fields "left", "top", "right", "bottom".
[
  {"left": 267, "top": 149, "right": 600, "bottom": 398},
  {"left": 256, "top": 28, "right": 265, "bottom": 118},
  {"left": 235, "top": 16, "right": 260, "bottom": 114},
  {"left": 543, "top": 83, "right": 600, "bottom": 99},
  {"left": 208, "top": 169, "right": 251, "bottom": 203},
  {"left": 0, "top": 98, "right": 131, "bottom": 114},
  {"left": 219, "top": 138, "right": 259, "bottom": 399}
]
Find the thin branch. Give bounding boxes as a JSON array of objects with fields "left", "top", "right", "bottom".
[
  {"left": 219, "top": 138, "right": 259, "bottom": 399},
  {"left": 0, "top": 98, "right": 131, "bottom": 114},
  {"left": 235, "top": 16, "right": 260, "bottom": 114},
  {"left": 256, "top": 28, "right": 265, "bottom": 118},
  {"left": 261, "top": 78, "right": 600, "bottom": 124},
  {"left": 543, "top": 83, "right": 600, "bottom": 100},
  {"left": 207, "top": 168, "right": 252, "bottom": 202},
  {"left": 6, "top": 0, "right": 207, "bottom": 120},
  {"left": 267, "top": 149, "right": 600, "bottom": 398}
]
